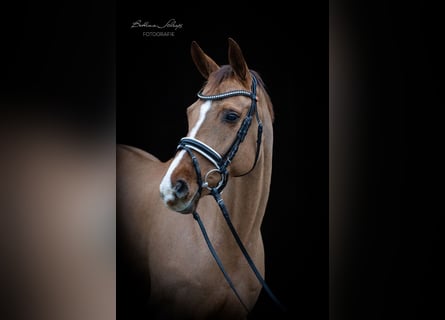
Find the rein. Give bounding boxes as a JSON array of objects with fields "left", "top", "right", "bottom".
[{"left": 177, "top": 73, "right": 286, "bottom": 314}]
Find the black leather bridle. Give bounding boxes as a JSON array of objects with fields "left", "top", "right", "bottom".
[
  {"left": 176, "top": 73, "right": 286, "bottom": 314},
  {"left": 178, "top": 73, "right": 263, "bottom": 193}
]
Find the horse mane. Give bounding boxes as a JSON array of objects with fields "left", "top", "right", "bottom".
[{"left": 203, "top": 65, "right": 275, "bottom": 122}]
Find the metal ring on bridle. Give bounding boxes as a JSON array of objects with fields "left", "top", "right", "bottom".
[{"left": 202, "top": 168, "right": 224, "bottom": 190}]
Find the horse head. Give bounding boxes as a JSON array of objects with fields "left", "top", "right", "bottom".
[{"left": 159, "top": 38, "right": 273, "bottom": 214}]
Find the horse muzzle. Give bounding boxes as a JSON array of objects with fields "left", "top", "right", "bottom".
[{"left": 160, "top": 178, "right": 200, "bottom": 214}]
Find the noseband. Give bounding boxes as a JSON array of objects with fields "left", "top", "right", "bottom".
[{"left": 176, "top": 73, "right": 286, "bottom": 314}]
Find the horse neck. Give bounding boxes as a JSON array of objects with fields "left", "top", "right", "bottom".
[{"left": 218, "top": 132, "right": 273, "bottom": 243}]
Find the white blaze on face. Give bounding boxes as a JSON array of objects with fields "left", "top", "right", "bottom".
[{"left": 159, "top": 101, "right": 212, "bottom": 205}]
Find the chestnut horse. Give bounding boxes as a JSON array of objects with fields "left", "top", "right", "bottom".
[{"left": 117, "top": 38, "right": 280, "bottom": 319}]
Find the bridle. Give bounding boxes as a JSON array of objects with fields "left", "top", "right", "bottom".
[
  {"left": 176, "top": 73, "right": 286, "bottom": 314},
  {"left": 178, "top": 73, "right": 263, "bottom": 193}
]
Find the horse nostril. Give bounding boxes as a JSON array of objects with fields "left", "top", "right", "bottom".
[{"left": 173, "top": 179, "right": 189, "bottom": 199}]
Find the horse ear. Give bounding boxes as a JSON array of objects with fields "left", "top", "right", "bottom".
[
  {"left": 191, "top": 41, "right": 220, "bottom": 79},
  {"left": 228, "top": 38, "right": 251, "bottom": 83}
]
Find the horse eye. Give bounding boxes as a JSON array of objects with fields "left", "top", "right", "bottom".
[{"left": 224, "top": 111, "right": 240, "bottom": 123}]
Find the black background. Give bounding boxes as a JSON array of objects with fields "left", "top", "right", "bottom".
[
  {"left": 330, "top": 1, "right": 444, "bottom": 319},
  {"left": 0, "top": 2, "right": 115, "bottom": 129},
  {"left": 117, "top": 2, "right": 327, "bottom": 319}
]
